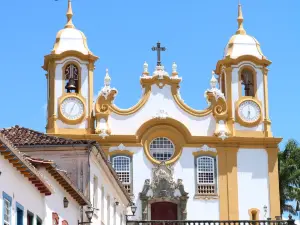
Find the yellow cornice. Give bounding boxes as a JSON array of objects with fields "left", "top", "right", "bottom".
[
  {"left": 43, "top": 50, "right": 98, "bottom": 71},
  {"left": 51, "top": 130, "right": 282, "bottom": 149},
  {"left": 192, "top": 150, "right": 217, "bottom": 157},
  {"left": 108, "top": 150, "right": 134, "bottom": 157},
  {"left": 215, "top": 55, "right": 272, "bottom": 74}
]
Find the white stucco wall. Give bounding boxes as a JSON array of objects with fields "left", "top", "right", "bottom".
[
  {"left": 0, "top": 155, "right": 45, "bottom": 225},
  {"left": 40, "top": 168, "right": 81, "bottom": 225},
  {"left": 90, "top": 154, "right": 128, "bottom": 225},
  {"left": 109, "top": 146, "right": 220, "bottom": 220},
  {"left": 109, "top": 84, "right": 216, "bottom": 136},
  {"left": 237, "top": 148, "right": 270, "bottom": 220}
]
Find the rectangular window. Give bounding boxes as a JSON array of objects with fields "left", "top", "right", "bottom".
[
  {"left": 112, "top": 155, "right": 132, "bottom": 194},
  {"left": 27, "top": 211, "right": 34, "bottom": 225},
  {"left": 107, "top": 195, "right": 110, "bottom": 225},
  {"left": 101, "top": 186, "right": 105, "bottom": 223},
  {"left": 16, "top": 202, "right": 24, "bottom": 225},
  {"left": 196, "top": 156, "right": 217, "bottom": 195},
  {"left": 113, "top": 204, "right": 116, "bottom": 225},
  {"left": 3, "top": 192, "right": 12, "bottom": 225},
  {"left": 36, "top": 216, "right": 42, "bottom": 225},
  {"left": 93, "top": 176, "right": 99, "bottom": 208}
]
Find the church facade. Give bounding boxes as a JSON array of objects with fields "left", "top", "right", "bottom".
[{"left": 44, "top": 0, "right": 281, "bottom": 221}]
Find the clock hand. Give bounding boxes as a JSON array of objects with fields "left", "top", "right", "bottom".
[{"left": 69, "top": 103, "right": 76, "bottom": 115}]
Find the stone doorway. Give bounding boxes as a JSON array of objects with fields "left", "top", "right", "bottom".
[
  {"left": 139, "top": 162, "right": 189, "bottom": 220},
  {"left": 151, "top": 202, "right": 178, "bottom": 220}
]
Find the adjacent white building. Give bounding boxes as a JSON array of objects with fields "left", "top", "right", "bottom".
[{"left": 0, "top": 127, "right": 131, "bottom": 225}]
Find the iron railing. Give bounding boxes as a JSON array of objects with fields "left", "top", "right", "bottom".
[{"left": 126, "top": 218, "right": 296, "bottom": 225}]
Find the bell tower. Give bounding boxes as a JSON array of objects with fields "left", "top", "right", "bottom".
[
  {"left": 215, "top": 3, "right": 272, "bottom": 137},
  {"left": 43, "top": 0, "right": 98, "bottom": 135}
]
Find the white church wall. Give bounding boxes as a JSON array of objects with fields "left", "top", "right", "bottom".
[
  {"left": 109, "top": 84, "right": 216, "bottom": 136},
  {"left": 110, "top": 146, "right": 219, "bottom": 220},
  {"left": 90, "top": 154, "right": 128, "bottom": 225},
  {"left": 0, "top": 155, "right": 45, "bottom": 225},
  {"left": 237, "top": 148, "right": 270, "bottom": 220},
  {"left": 40, "top": 167, "right": 81, "bottom": 225}
]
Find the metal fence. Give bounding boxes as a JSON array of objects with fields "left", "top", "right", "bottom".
[{"left": 126, "top": 218, "right": 296, "bottom": 225}]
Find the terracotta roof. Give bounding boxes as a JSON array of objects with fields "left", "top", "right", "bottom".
[
  {"left": 26, "top": 156, "right": 90, "bottom": 206},
  {"left": 0, "top": 125, "right": 90, "bottom": 146},
  {"left": 0, "top": 134, "right": 53, "bottom": 196}
]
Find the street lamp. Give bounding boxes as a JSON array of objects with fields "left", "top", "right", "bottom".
[
  {"left": 78, "top": 207, "right": 95, "bottom": 225},
  {"left": 63, "top": 197, "right": 69, "bottom": 208},
  {"left": 126, "top": 203, "right": 137, "bottom": 222}
]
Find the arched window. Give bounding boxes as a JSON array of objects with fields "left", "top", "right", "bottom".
[
  {"left": 112, "top": 156, "right": 132, "bottom": 194},
  {"left": 196, "top": 156, "right": 217, "bottom": 195},
  {"left": 64, "top": 64, "right": 79, "bottom": 93},
  {"left": 241, "top": 69, "right": 255, "bottom": 97},
  {"left": 150, "top": 137, "right": 175, "bottom": 161}
]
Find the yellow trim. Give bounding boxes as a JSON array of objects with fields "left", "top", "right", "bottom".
[
  {"left": 108, "top": 150, "right": 134, "bottom": 157},
  {"left": 57, "top": 93, "right": 86, "bottom": 125},
  {"left": 226, "top": 147, "right": 239, "bottom": 220},
  {"left": 216, "top": 147, "right": 239, "bottom": 220},
  {"left": 248, "top": 208, "right": 260, "bottom": 220},
  {"left": 141, "top": 125, "right": 185, "bottom": 165},
  {"left": 192, "top": 150, "right": 217, "bottom": 157},
  {"left": 262, "top": 67, "right": 272, "bottom": 137},
  {"left": 43, "top": 50, "right": 98, "bottom": 71},
  {"left": 235, "top": 97, "right": 262, "bottom": 127},
  {"left": 217, "top": 148, "right": 229, "bottom": 220},
  {"left": 224, "top": 67, "right": 234, "bottom": 135},
  {"left": 266, "top": 147, "right": 281, "bottom": 219},
  {"left": 136, "top": 118, "right": 191, "bottom": 143},
  {"left": 215, "top": 55, "right": 272, "bottom": 75},
  {"left": 109, "top": 88, "right": 151, "bottom": 115},
  {"left": 46, "top": 60, "right": 56, "bottom": 133},
  {"left": 88, "top": 62, "right": 94, "bottom": 131},
  {"left": 235, "top": 130, "right": 265, "bottom": 138}
]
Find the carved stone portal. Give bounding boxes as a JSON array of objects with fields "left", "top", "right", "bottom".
[{"left": 139, "top": 162, "right": 189, "bottom": 220}]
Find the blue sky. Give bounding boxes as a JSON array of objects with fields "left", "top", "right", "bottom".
[{"left": 0, "top": 0, "right": 300, "bottom": 144}]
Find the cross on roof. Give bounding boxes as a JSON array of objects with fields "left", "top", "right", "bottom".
[{"left": 152, "top": 42, "right": 166, "bottom": 66}]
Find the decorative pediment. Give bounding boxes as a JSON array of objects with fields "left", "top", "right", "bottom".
[{"left": 139, "top": 162, "right": 189, "bottom": 220}]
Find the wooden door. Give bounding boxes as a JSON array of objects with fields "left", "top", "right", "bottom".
[{"left": 151, "top": 202, "right": 178, "bottom": 220}]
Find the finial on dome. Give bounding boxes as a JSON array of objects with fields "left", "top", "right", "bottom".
[
  {"left": 236, "top": 1, "right": 246, "bottom": 35},
  {"left": 65, "top": 0, "right": 75, "bottom": 28},
  {"left": 143, "top": 61, "right": 149, "bottom": 76},
  {"left": 104, "top": 69, "right": 111, "bottom": 87},
  {"left": 210, "top": 71, "right": 218, "bottom": 89},
  {"left": 172, "top": 62, "right": 178, "bottom": 76}
]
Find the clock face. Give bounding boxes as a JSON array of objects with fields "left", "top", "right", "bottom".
[
  {"left": 60, "top": 97, "right": 84, "bottom": 121},
  {"left": 238, "top": 100, "right": 261, "bottom": 123}
]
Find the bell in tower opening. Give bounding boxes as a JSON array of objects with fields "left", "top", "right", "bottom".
[{"left": 65, "top": 64, "right": 79, "bottom": 93}]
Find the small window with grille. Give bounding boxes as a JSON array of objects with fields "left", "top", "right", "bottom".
[
  {"left": 112, "top": 155, "right": 132, "bottom": 194},
  {"left": 4, "top": 198, "right": 11, "bottom": 225},
  {"left": 196, "top": 156, "right": 217, "bottom": 196},
  {"left": 149, "top": 137, "right": 175, "bottom": 162}
]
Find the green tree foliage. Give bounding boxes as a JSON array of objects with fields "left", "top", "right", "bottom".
[{"left": 279, "top": 139, "right": 300, "bottom": 215}]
